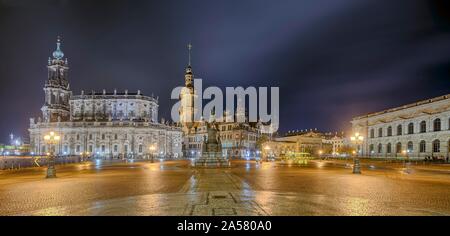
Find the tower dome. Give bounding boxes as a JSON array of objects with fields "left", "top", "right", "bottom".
[{"left": 52, "top": 37, "right": 64, "bottom": 60}]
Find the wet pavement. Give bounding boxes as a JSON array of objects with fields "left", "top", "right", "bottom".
[{"left": 0, "top": 159, "right": 449, "bottom": 216}]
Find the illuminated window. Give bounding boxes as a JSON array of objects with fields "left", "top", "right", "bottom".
[
  {"left": 420, "top": 121, "right": 426, "bottom": 133},
  {"left": 407, "top": 123, "right": 414, "bottom": 134},
  {"left": 407, "top": 141, "right": 413, "bottom": 152},
  {"left": 396, "top": 142, "right": 402, "bottom": 153},
  {"left": 419, "top": 140, "right": 426, "bottom": 153},
  {"left": 396, "top": 125, "right": 402, "bottom": 135},
  {"left": 433, "top": 118, "right": 441, "bottom": 131},
  {"left": 432, "top": 140, "right": 440, "bottom": 153}
]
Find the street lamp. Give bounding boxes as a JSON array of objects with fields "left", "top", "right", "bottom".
[
  {"left": 149, "top": 144, "right": 156, "bottom": 162},
  {"left": 43, "top": 131, "right": 60, "bottom": 178},
  {"left": 350, "top": 132, "right": 364, "bottom": 174},
  {"left": 264, "top": 145, "right": 271, "bottom": 161}
]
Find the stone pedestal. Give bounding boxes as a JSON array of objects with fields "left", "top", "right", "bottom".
[
  {"left": 46, "top": 156, "right": 57, "bottom": 178},
  {"left": 352, "top": 158, "right": 361, "bottom": 174},
  {"left": 194, "top": 152, "right": 230, "bottom": 168},
  {"left": 46, "top": 165, "right": 56, "bottom": 178}
]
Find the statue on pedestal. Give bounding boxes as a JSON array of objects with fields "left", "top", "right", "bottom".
[{"left": 194, "top": 121, "right": 229, "bottom": 168}]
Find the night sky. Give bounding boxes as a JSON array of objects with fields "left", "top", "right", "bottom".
[{"left": 0, "top": 0, "right": 449, "bottom": 143}]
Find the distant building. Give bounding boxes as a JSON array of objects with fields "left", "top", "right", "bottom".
[
  {"left": 321, "top": 132, "right": 347, "bottom": 155},
  {"left": 29, "top": 37, "right": 182, "bottom": 158},
  {"left": 261, "top": 129, "right": 344, "bottom": 159},
  {"left": 351, "top": 94, "right": 450, "bottom": 159}
]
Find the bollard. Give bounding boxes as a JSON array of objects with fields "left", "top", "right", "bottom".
[{"left": 352, "top": 158, "right": 361, "bottom": 174}]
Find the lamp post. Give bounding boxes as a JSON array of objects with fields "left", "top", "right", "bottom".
[
  {"left": 44, "top": 131, "right": 60, "bottom": 178},
  {"left": 149, "top": 144, "right": 156, "bottom": 163},
  {"left": 264, "top": 145, "right": 271, "bottom": 162},
  {"left": 350, "top": 132, "right": 364, "bottom": 174}
]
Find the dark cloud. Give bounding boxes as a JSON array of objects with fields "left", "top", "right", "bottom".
[{"left": 0, "top": 0, "right": 449, "bottom": 142}]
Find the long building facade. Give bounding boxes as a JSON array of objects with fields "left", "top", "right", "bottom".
[
  {"left": 351, "top": 94, "right": 450, "bottom": 160},
  {"left": 29, "top": 38, "right": 182, "bottom": 158}
]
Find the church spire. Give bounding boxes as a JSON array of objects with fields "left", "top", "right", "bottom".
[
  {"left": 52, "top": 36, "right": 64, "bottom": 60},
  {"left": 184, "top": 43, "right": 193, "bottom": 87},
  {"left": 188, "top": 43, "right": 192, "bottom": 67}
]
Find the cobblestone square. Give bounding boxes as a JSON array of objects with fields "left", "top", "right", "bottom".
[{"left": 0, "top": 159, "right": 450, "bottom": 216}]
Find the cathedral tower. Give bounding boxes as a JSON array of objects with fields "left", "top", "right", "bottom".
[
  {"left": 179, "top": 43, "right": 197, "bottom": 128},
  {"left": 41, "top": 36, "right": 71, "bottom": 122}
]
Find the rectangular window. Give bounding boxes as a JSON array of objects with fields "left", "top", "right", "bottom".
[
  {"left": 124, "top": 145, "right": 128, "bottom": 153},
  {"left": 139, "top": 145, "right": 143, "bottom": 153},
  {"left": 114, "top": 145, "right": 118, "bottom": 152},
  {"left": 101, "top": 145, "right": 105, "bottom": 152},
  {"left": 76, "top": 145, "right": 80, "bottom": 153},
  {"left": 89, "top": 145, "right": 93, "bottom": 152},
  {"left": 64, "top": 145, "right": 68, "bottom": 153}
]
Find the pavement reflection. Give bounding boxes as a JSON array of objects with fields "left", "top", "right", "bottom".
[{"left": 0, "top": 159, "right": 449, "bottom": 215}]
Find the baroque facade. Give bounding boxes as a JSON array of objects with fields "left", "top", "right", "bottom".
[
  {"left": 178, "top": 46, "right": 261, "bottom": 159},
  {"left": 29, "top": 38, "right": 182, "bottom": 158},
  {"left": 351, "top": 94, "right": 450, "bottom": 159}
]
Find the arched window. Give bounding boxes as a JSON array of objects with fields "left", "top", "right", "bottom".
[
  {"left": 397, "top": 125, "right": 402, "bottom": 135},
  {"left": 396, "top": 142, "right": 402, "bottom": 153},
  {"left": 433, "top": 118, "right": 441, "bottom": 131},
  {"left": 378, "top": 143, "right": 382, "bottom": 153},
  {"left": 408, "top": 123, "right": 414, "bottom": 134},
  {"left": 407, "top": 141, "right": 413, "bottom": 152},
  {"left": 420, "top": 121, "right": 426, "bottom": 133},
  {"left": 432, "top": 140, "right": 440, "bottom": 153},
  {"left": 378, "top": 128, "right": 383, "bottom": 137},
  {"left": 419, "top": 140, "right": 426, "bottom": 153},
  {"left": 370, "top": 129, "right": 374, "bottom": 138},
  {"left": 387, "top": 143, "right": 392, "bottom": 153},
  {"left": 387, "top": 126, "right": 392, "bottom": 136}
]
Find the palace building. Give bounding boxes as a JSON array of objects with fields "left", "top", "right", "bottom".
[
  {"left": 351, "top": 94, "right": 450, "bottom": 159},
  {"left": 178, "top": 45, "right": 261, "bottom": 159},
  {"left": 29, "top": 38, "right": 182, "bottom": 158}
]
